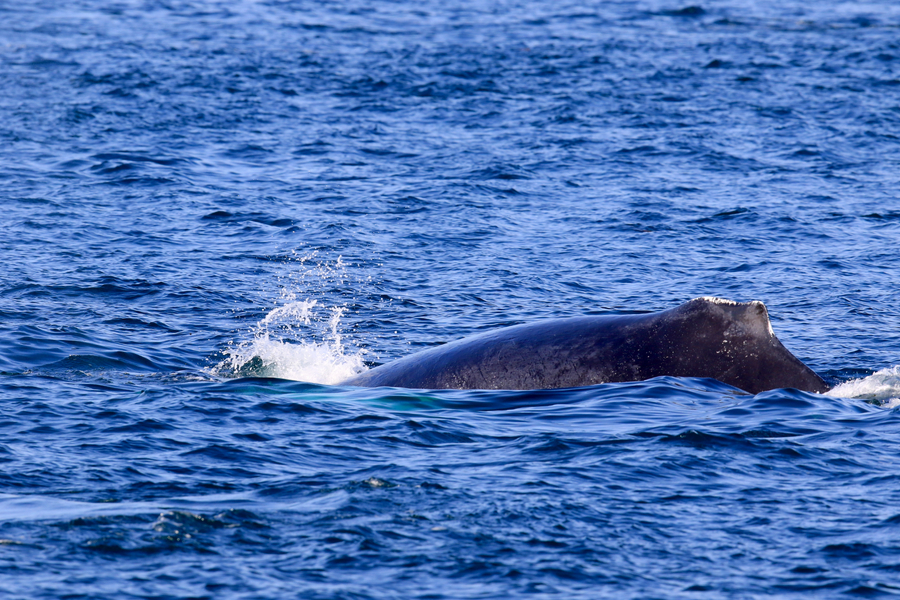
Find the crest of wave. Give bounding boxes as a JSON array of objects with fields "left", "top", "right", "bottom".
[
  {"left": 828, "top": 366, "right": 900, "bottom": 409},
  {"left": 214, "top": 255, "right": 367, "bottom": 384}
]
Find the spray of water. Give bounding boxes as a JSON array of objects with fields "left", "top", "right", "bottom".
[
  {"left": 828, "top": 366, "right": 900, "bottom": 409},
  {"left": 213, "top": 255, "right": 367, "bottom": 385}
]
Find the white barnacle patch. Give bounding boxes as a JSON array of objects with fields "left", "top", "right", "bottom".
[{"left": 695, "top": 296, "right": 739, "bottom": 305}]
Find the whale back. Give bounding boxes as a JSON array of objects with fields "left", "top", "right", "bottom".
[{"left": 340, "top": 297, "right": 828, "bottom": 394}]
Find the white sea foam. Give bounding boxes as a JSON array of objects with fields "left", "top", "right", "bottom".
[
  {"left": 827, "top": 366, "right": 900, "bottom": 409},
  {"left": 213, "top": 255, "right": 368, "bottom": 385}
]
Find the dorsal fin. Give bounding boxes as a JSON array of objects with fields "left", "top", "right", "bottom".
[{"left": 692, "top": 297, "right": 774, "bottom": 338}]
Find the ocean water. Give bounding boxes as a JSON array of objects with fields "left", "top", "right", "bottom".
[{"left": 2, "top": 0, "right": 900, "bottom": 597}]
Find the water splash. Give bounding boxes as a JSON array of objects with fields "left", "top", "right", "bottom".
[
  {"left": 213, "top": 255, "right": 367, "bottom": 384},
  {"left": 828, "top": 366, "right": 900, "bottom": 408}
]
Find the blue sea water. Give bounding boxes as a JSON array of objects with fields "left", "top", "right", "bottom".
[{"left": 2, "top": 0, "right": 900, "bottom": 597}]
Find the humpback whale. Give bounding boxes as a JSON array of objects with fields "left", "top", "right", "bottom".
[{"left": 340, "top": 297, "right": 829, "bottom": 394}]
